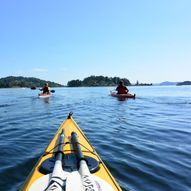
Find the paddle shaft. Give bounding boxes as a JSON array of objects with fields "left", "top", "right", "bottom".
[
  {"left": 30, "top": 87, "right": 55, "bottom": 93},
  {"left": 45, "top": 130, "right": 65, "bottom": 191},
  {"left": 71, "top": 132, "right": 99, "bottom": 191},
  {"left": 55, "top": 129, "right": 65, "bottom": 161},
  {"left": 71, "top": 132, "right": 85, "bottom": 162}
]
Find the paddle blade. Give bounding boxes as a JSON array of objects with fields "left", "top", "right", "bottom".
[
  {"left": 31, "top": 87, "right": 36, "bottom": 90},
  {"left": 66, "top": 170, "right": 115, "bottom": 191},
  {"left": 50, "top": 90, "right": 55, "bottom": 93},
  {"left": 28, "top": 173, "right": 66, "bottom": 191}
]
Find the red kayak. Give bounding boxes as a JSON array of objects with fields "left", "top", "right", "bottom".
[
  {"left": 110, "top": 91, "right": 136, "bottom": 98},
  {"left": 38, "top": 93, "right": 52, "bottom": 98}
]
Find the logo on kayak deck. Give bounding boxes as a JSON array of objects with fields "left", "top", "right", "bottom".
[
  {"left": 45, "top": 180, "right": 66, "bottom": 191},
  {"left": 46, "top": 183, "right": 58, "bottom": 191},
  {"left": 82, "top": 175, "right": 98, "bottom": 191}
]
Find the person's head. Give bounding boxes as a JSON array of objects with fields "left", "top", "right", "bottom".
[
  {"left": 119, "top": 80, "right": 124, "bottom": 85},
  {"left": 44, "top": 83, "right": 48, "bottom": 87}
]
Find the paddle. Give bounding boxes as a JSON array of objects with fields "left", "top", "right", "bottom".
[
  {"left": 28, "top": 130, "right": 67, "bottom": 191},
  {"left": 44, "top": 129, "right": 66, "bottom": 191},
  {"left": 30, "top": 87, "right": 55, "bottom": 93},
  {"left": 70, "top": 132, "right": 115, "bottom": 191},
  {"left": 29, "top": 130, "right": 114, "bottom": 191}
]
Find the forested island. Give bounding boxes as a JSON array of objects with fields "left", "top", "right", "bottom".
[
  {"left": 67, "top": 76, "right": 131, "bottom": 87},
  {"left": 0, "top": 76, "right": 189, "bottom": 88},
  {"left": 0, "top": 76, "right": 63, "bottom": 88},
  {"left": 0, "top": 75, "right": 153, "bottom": 88},
  {"left": 67, "top": 75, "right": 152, "bottom": 87},
  {"left": 176, "top": 81, "right": 191, "bottom": 86},
  {"left": 0, "top": 75, "right": 152, "bottom": 88}
]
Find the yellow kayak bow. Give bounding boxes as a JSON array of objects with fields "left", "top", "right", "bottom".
[{"left": 20, "top": 112, "right": 122, "bottom": 191}]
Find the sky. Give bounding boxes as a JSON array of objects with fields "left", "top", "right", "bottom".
[{"left": 0, "top": 0, "right": 191, "bottom": 85}]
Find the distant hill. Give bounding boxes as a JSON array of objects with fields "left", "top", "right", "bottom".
[
  {"left": 177, "top": 81, "right": 191, "bottom": 86},
  {"left": 0, "top": 76, "right": 64, "bottom": 88},
  {"left": 158, "top": 81, "right": 178, "bottom": 86}
]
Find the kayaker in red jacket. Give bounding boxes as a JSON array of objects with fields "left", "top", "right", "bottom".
[
  {"left": 116, "top": 80, "right": 129, "bottom": 94},
  {"left": 42, "top": 83, "right": 50, "bottom": 94}
]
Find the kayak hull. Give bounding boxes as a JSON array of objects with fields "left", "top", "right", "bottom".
[
  {"left": 20, "top": 113, "right": 122, "bottom": 191},
  {"left": 38, "top": 93, "right": 52, "bottom": 98},
  {"left": 111, "top": 91, "right": 135, "bottom": 98}
]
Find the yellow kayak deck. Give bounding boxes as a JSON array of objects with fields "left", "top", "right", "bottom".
[{"left": 20, "top": 113, "right": 122, "bottom": 191}]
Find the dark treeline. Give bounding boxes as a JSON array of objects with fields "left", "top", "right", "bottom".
[
  {"left": 177, "top": 81, "right": 191, "bottom": 86},
  {"left": 0, "top": 75, "right": 154, "bottom": 88},
  {"left": 67, "top": 75, "right": 131, "bottom": 87},
  {"left": 135, "top": 80, "right": 152, "bottom": 86},
  {"left": 0, "top": 76, "right": 63, "bottom": 88}
]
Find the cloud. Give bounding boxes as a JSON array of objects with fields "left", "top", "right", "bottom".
[{"left": 33, "top": 68, "right": 48, "bottom": 72}]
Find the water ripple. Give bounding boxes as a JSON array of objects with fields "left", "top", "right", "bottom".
[{"left": 0, "top": 87, "right": 191, "bottom": 191}]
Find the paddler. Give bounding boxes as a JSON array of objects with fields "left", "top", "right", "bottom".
[
  {"left": 42, "top": 83, "right": 50, "bottom": 94},
  {"left": 116, "top": 80, "right": 129, "bottom": 94}
]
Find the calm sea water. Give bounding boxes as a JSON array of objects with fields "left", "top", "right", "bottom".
[{"left": 0, "top": 86, "right": 191, "bottom": 191}]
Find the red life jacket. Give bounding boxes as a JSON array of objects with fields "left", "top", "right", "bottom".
[{"left": 116, "top": 85, "right": 127, "bottom": 94}]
